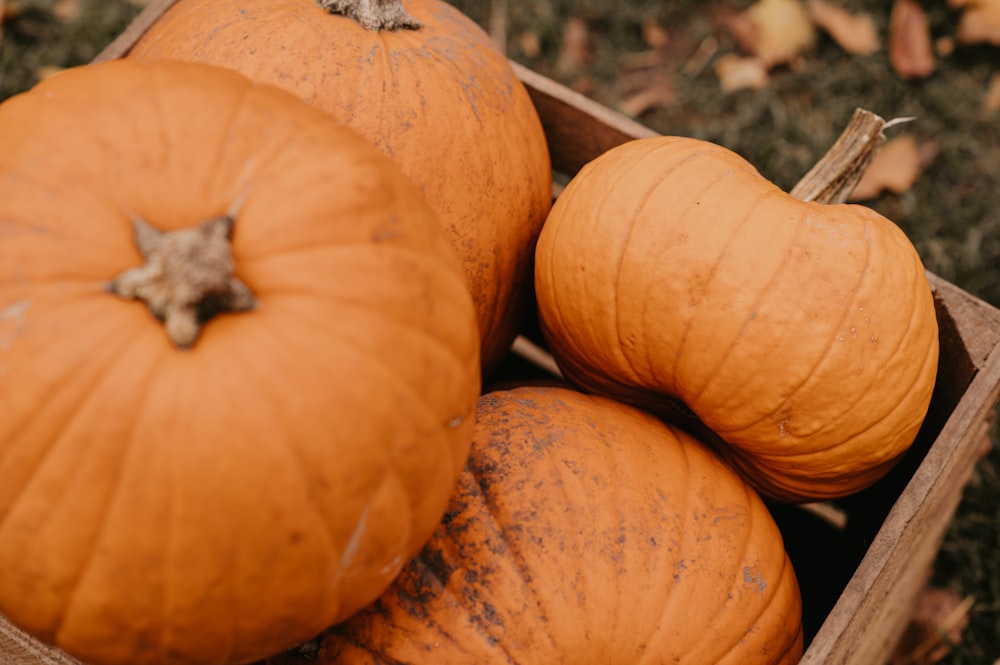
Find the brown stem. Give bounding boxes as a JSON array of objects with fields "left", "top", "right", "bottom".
[
  {"left": 319, "top": 0, "right": 421, "bottom": 31},
  {"left": 108, "top": 216, "right": 255, "bottom": 349},
  {"left": 789, "top": 107, "right": 889, "bottom": 204}
]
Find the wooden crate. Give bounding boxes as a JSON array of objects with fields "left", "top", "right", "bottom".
[{"left": 4, "top": 1, "right": 1000, "bottom": 662}]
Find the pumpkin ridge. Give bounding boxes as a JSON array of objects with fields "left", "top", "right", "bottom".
[
  {"left": 709, "top": 211, "right": 921, "bottom": 446},
  {"left": 50, "top": 353, "right": 163, "bottom": 651},
  {"left": 695, "top": 204, "right": 875, "bottom": 438},
  {"left": 668, "top": 179, "right": 783, "bottom": 402},
  {"left": 0, "top": 315, "right": 153, "bottom": 543},
  {"left": 272, "top": 296, "right": 475, "bottom": 408},
  {"left": 199, "top": 82, "right": 258, "bottom": 199},
  {"left": 607, "top": 140, "right": 694, "bottom": 387},
  {"left": 745, "top": 328, "right": 936, "bottom": 465},
  {"left": 462, "top": 435, "right": 562, "bottom": 653},
  {"left": 712, "top": 560, "right": 801, "bottom": 665},
  {"left": 633, "top": 425, "right": 695, "bottom": 658},
  {"left": 694, "top": 485, "right": 763, "bottom": 663}
]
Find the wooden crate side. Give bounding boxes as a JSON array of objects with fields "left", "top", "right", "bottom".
[
  {"left": 0, "top": 615, "right": 81, "bottom": 665},
  {"left": 801, "top": 351, "right": 1000, "bottom": 663},
  {"left": 91, "top": 0, "right": 179, "bottom": 63}
]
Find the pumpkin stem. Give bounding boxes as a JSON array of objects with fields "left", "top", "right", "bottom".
[
  {"left": 108, "top": 216, "right": 255, "bottom": 349},
  {"left": 789, "top": 107, "right": 889, "bottom": 204},
  {"left": 319, "top": 0, "right": 422, "bottom": 31}
]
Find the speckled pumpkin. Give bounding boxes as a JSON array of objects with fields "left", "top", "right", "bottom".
[
  {"left": 271, "top": 386, "right": 804, "bottom": 665},
  {"left": 0, "top": 59, "right": 479, "bottom": 665},
  {"left": 534, "top": 135, "right": 939, "bottom": 502},
  {"left": 127, "top": 0, "right": 553, "bottom": 374}
]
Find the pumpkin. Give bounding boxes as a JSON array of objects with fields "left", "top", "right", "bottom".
[
  {"left": 534, "top": 135, "right": 939, "bottom": 503},
  {"left": 271, "top": 386, "right": 804, "bottom": 665},
  {"left": 0, "top": 59, "right": 480, "bottom": 665},
  {"left": 126, "top": 0, "right": 554, "bottom": 375}
]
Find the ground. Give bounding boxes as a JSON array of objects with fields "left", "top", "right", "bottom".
[{"left": 1, "top": 0, "right": 999, "bottom": 662}]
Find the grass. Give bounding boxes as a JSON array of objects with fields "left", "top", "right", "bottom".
[{"left": 2, "top": 0, "right": 999, "bottom": 661}]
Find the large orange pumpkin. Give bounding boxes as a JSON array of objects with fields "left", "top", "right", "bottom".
[
  {"left": 272, "top": 386, "right": 804, "bottom": 665},
  {"left": 126, "top": 0, "right": 554, "bottom": 375},
  {"left": 534, "top": 136, "right": 939, "bottom": 503},
  {"left": 0, "top": 59, "right": 479, "bottom": 665}
]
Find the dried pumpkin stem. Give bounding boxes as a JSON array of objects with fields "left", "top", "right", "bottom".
[
  {"left": 108, "top": 216, "right": 255, "bottom": 349},
  {"left": 319, "top": 0, "right": 421, "bottom": 31},
  {"left": 789, "top": 107, "right": 889, "bottom": 205}
]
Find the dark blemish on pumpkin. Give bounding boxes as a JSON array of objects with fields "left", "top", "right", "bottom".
[
  {"left": 288, "top": 530, "right": 305, "bottom": 545},
  {"left": 371, "top": 213, "right": 402, "bottom": 244},
  {"left": 420, "top": 547, "right": 452, "bottom": 587},
  {"left": 743, "top": 566, "right": 768, "bottom": 593},
  {"left": 650, "top": 536, "right": 658, "bottom": 547}
]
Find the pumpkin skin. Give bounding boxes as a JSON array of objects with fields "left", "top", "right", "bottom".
[
  {"left": 0, "top": 59, "right": 480, "bottom": 665},
  {"left": 534, "top": 136, "right": 939, "bottom": 503},
  {"left": 127, "top": 0, "right": 554, "bottom": 375},
  {"left": 272, "top": 386, "right": 803, "bottom": 665}
]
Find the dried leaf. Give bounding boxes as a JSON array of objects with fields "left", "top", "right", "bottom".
[
  {"left": 890, "top": 588, "right": 973, "bottom": 665},
  {"left": 806, "top": 0, "right": 880, "bottom": 55},
  {"left": 643, "top": 19, "right": 671, "bottom": 50},
  {"left": 617, "top": 74, "right": 675, "bottom": 117},
  {"left": 53, "top": 0, "right": 80, "bottom": 22},
  {"left": 556, "top": 17, "right": 591, "bottom": 77},
  {"left": 728, "top": 0, "right": 816, "bottom": 67},
  {"left": 949, "top": 0, "right": 1000, "bottom": 45},
  {"left": 34, "top": 65, "right": 67, "bottom": 81},
  {"left": 985, "top": 72, "right": 1000, "bottom": 113},
  {"left": 890, "top": 0, "right": 935, "bottom": 79},
  {"left": 849, "top": 134, "right": 936, "bottom": 200},
  {"left": 715, "top": 54, "right": 770, "bottom": 92},
  {"left": 516, "top": 31, "right": 541, "bottom": 59}
]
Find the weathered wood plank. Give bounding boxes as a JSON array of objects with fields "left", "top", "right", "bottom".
[
  {"left": 90, "top": 0, "right": 180, "bottom": 63},
  {"left": 511, "top": 62, "right": 658, "bottom": 175}
]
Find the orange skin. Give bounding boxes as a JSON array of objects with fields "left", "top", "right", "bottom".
[
  {"left": 0, "top": 60, "right": 480, "bottom": 665},
  {"left": 275, "top": 386, "right": 803, "bottom": 665},
  {"left": 128, "top": 0, "right": 554, "bottom": 374},
  {"left": 534, "top": 136, "right": 939, "bottom": 502}
]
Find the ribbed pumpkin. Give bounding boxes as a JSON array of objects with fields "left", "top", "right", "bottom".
[
  {"left": 271, "top": 386, "right": 804, "bottom": 665},
  {"left": 534, "top": 136, "right": 939, "bottom": 503},
  {"left": 126, "top": 0, "right": 553, "bottom": 375},
  {"left": 0, "top": 59, "right": 479, "bottom": 665}
]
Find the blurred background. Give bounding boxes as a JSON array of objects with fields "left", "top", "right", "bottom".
[{"left": 2, "top": 0, "right": 998, "bottom": 662}]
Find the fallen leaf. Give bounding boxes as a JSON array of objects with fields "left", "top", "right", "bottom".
[
  {"left": 949, "top": 0, "right": 1000, "bottom": 45},
  {"left": 985, "top": 72, "right": 1000, "bottom": 113},
  {"left": 715, "top": 54, "right": 770, "bottom": 92},
  {"left": 34, "top": 65, "right": 67, "bottom": 81},
  {"left": 889, "top": 0, "right": 935, "bottom": 79},
  {"left": 516, "top": 31, "right": 541, "bottom": 59},
  {"left": 849, "top": 134, "right": 938, "bottom": 200},
  {"left": 556, "top": 16, "right": 591, "bottom": 77},
  {"left": 889, "top": 588, "right": 973, "bottom": 665},
  {"left": 935, "top": 35, "right": 956, "bottom": 57},
  {"left": 53, "top": 0, "right": 80, "bottom": 22},
  {"left": 806, "top": 0, "right": 880, "bottom": 55},
  {"left": 727, "top": 0, "right": 816, "bottom": 67},
  {"left": 643, "top": 19, "right": 671, "bottom": 50},
  {"left": 617, "top": 73, "right": 675, "bottom": 117}
]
